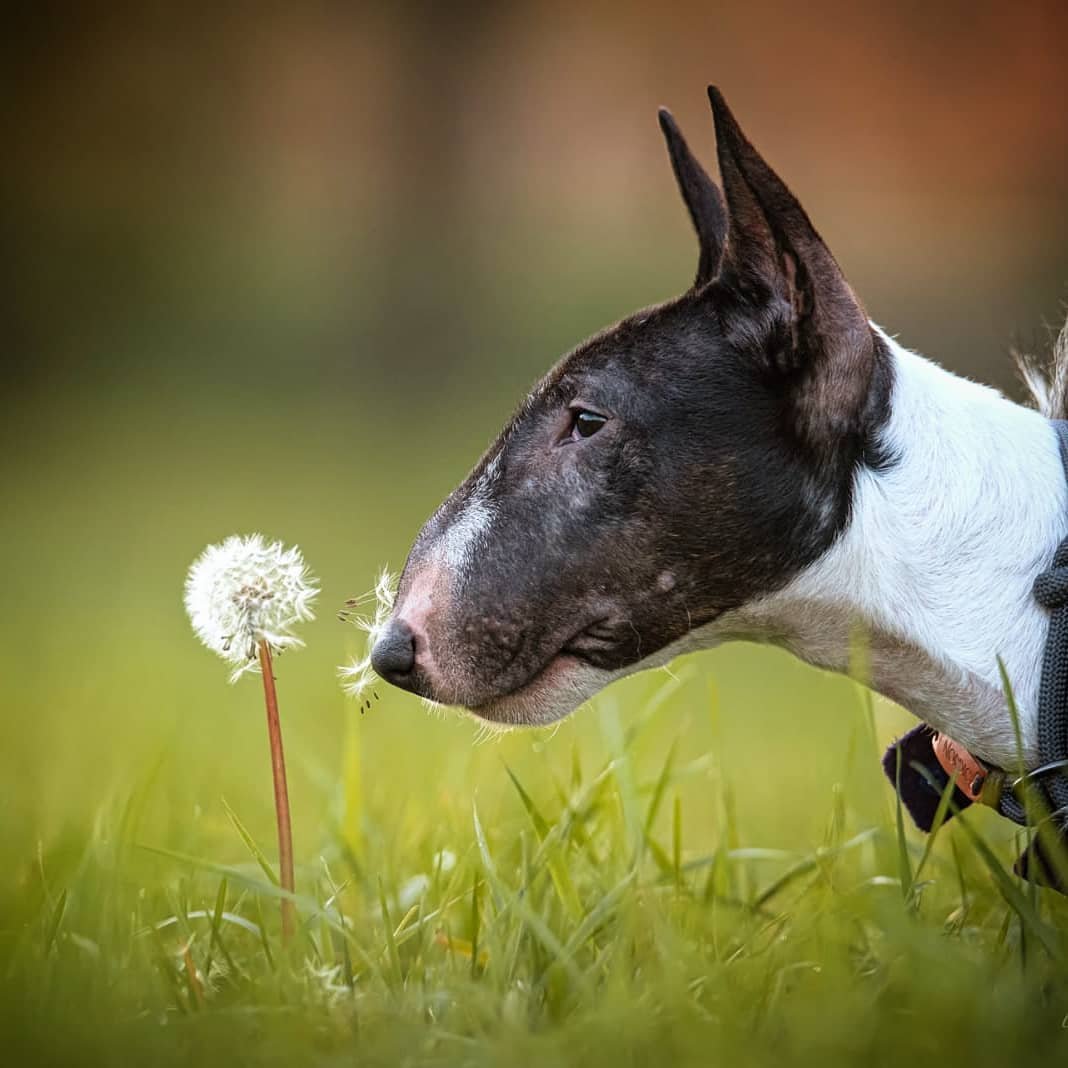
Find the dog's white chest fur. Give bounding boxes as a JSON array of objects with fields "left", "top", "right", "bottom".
[{"left": 719, "top": 330, "right": 1067, "bottom": 767}]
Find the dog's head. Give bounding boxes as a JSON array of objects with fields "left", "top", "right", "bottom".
[{"left": 371, "top": 88, "right": 892, "bottom": 725}]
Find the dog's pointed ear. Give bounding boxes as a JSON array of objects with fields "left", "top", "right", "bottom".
[
  {"left": 658, "top": 108, "right": 727, "bottom": 287},
  {"left": 707, "top": 87, "right": 876, "bottom": 447}
]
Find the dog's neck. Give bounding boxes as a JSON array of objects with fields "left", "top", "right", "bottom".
[{"left": 722, "top": 328, "right": 1067, "bottom": 768}]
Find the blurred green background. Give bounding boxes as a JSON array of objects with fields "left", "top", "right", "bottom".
[{"left": 4, "top": 1, "right": 1068, "bottom": 883}]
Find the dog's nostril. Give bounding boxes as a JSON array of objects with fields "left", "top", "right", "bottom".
[{"left": 371, "top": 618, "right": 417, "bottom": 683}]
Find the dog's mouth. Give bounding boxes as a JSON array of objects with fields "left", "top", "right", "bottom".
[
  {"left": 561, "top": 619, "right": 631, "bottom": 663},
  {"left": 464, "top": 619, "right": 631, "bottom": 726}
]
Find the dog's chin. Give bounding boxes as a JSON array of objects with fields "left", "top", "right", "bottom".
[
  {"left": 455, "top": 623, "right": 722, "bottom": 729},
  {"left": 463, "top": 654, "right": 615, "bottom": 728}
]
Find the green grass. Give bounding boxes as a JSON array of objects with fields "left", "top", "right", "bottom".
[
  {"left": 5, "top": 385, "right": 1068, "bottom": 1066},
  {"left": 5, "top": 661, "right": 1068, "bottom": 1067}
]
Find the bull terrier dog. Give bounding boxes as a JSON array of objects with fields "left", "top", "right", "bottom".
[{"left": 370, "top": 87, "right": 1068, "bottom": 805}]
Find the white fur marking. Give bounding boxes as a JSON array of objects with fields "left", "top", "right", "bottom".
[
  {"left": 712, "top": 329, "right": 1066, "bottom": 765},
  {"left": 440, "top": 499, "right": 493, "bottom": 570}
]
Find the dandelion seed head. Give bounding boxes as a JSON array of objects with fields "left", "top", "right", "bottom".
[
  {"left": 337, "top": 567, "right": 397, "bottom": 699},
  {"left": 185, "top": 534, "right": 318, "bottom": 682}
]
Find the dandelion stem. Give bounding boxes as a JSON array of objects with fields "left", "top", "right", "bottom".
[{"left": 257, "top": 640, "right": 295, "bottom": 942}]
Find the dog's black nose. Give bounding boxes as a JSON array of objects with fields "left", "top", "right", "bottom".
[{"left": 371, "top": 618, "right": 417, "bottom": 687}]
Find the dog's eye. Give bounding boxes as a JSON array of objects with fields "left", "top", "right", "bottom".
[{"left": 570, "top": 409, "right": 607, "bottom": 440}]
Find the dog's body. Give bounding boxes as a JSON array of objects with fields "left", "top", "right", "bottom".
[{"left": 370, "top": 88, "right": 1068, "bottom": 773}]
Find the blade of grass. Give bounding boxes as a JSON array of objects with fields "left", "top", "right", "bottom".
[
  {"left": 684, "top": 847, "right": 796, "bottom": 872},
  {"left": 470, "top": 874, "right": 481, "bottom": 979},
  {"left": 911, "top": 764, "right": 1061, "bottom": 961},
  {"left": 43, "top": 888, "right": 67, "bottom": 954},
  {"left": 203, "top": 878, "right": 227, "bottom": 978},
  {"left": 622, "top": 665, "right": 695, "bottom": 751},
  {"left": 254, "top": 896, "right": 275, "bottom": 971},
  {"left": 998, "top": 657, "right": 1068, "bottom": 890},
  {"left": 321, "top": 860, "right": 355, "bottom": 991},
  {"left": 220, "top": 797, "right": 280, "bottom": 886},
  {"left": 504, "top": 764, "right": 582, "bottom": 920},
  {"left": 643, "top": 737, "right": 680, "bottom": 836},
  {"left": 472, "top": 800, "right": 590, "bottom": 996},
  {"left": 893, "top": 745, "right": 914, "bottom": 900},
  {"left": 150, "top": 909, "right": 262, "bottom": 939},
  {"left": 754, "top": 829, "right": 879, "bottom": 908},
  {"left": 672, "top": 795, "right": 683, "bottom": 891},
  {"left": 136, "top": 843, "right": 350, "bottom": 953},
  {"left": 559, "top": 870, "right": 636, "bottom": 958},
  {"left": 600, "top": 696, "right": 643, "bottom": 856},
  {"left": 910, "top": 766, "right": 959, "bottom": 887},
  {"left": 377, "top": 877, "right": 403, "bottom": 986},
  {"left": 958, "top": 817, "right": 1061, "bottom": 960},
  {"left": 644, "top": 834, "right": 674, "bottom": 877}
]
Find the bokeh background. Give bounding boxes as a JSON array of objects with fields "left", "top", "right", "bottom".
[{"left": 5, "top": 2, "right": 1068, "bottom": 879}]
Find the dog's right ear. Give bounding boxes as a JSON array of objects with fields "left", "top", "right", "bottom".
[
  {"left": 707, "top": 87, "right": 875, "bottom": 454},
  {"left": 658, "top": 108, "right": 727, "bottom": 288}
]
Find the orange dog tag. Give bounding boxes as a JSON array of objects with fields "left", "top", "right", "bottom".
[{"left": 932, "top": 732, "right": 988, "bottom": 802}]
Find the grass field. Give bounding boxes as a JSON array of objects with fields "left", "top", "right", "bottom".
[
  {"left": 4, "top": 384, "right": 1068, "bottom": 1067},
  {"left": 5, "top": 668, "right": 1068, "bottom": 1067}
]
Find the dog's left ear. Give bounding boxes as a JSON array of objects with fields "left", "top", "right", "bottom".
[
  {"left": 707, "top": 87, "right": 876, "bottom": 450},
  {"left": 658, "top": 108, "right": 727, "bottom": 288}
]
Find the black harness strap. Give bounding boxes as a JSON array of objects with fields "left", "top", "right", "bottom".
[
  {"left": 1003, "top": 418, "right": 1068, "bottom": 825},
  {"left": 883, "top": 418, "right": 1068, "bottom": 889}
]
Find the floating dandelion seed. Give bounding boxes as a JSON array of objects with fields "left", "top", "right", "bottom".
[
  {"left": 337, "top": 568, "right": 397, "bottom": 702},
  {"left": 185, "top": 534, "right": 318, "bottom": 682},
  {"left": 184, "top": 533, "right": 317, "bottom": 943}
]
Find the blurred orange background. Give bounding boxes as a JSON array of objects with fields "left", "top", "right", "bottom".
[{"left": 9, "top": 1, "right": 1068, "bottom": 401}]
